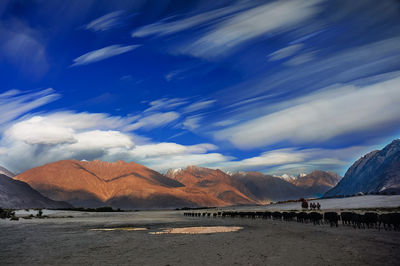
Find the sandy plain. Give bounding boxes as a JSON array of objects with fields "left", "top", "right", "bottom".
[{"left": 1, "top": 206, "right": 400, "bottom": 266}]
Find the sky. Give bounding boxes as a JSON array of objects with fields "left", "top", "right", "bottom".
[{"left": 0, "top": 0, "right": 400, "bottom": 176}]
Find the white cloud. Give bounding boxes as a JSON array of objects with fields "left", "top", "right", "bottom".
[
  {"left": 183, "top": 99, "right": 216, "bottom": 113},
  {"left": 71, "top": 44, "right": 140, "bottom": 66},
  {"left": 218, "top": 148, "right": 305, "bottom": 171},
  {"left": 41, "top": 111, "right": 138, "bottom": 130},
  {"left": 4, "top": 112, "right": 137, "bottom": 147},
  {"left": 129, "top": 142, "right": 216, "bottom": 158},
  {"left": 238, "top": 149, "right": 305, "bottom": 167},
  {"left": 0, "top": 112, "right": 136, "bottom": 172},
  {"left": 0, "top": 111, "right": 226, "bottom": 173},
  {"left": 217, "top": 37, "right": 400, "bottom": 106},
  {"left": 217, "top": 145, "right": 369, "bottom": 175},
  {"left": 86, "top": 10, "right": 126, "bottom": 32},
  {"left": 165, "top": 70, "right": 184, "bottom": 82},
  {"left": 132, "top": 4, "right": 246, "bottom": 38},
  {"left": 125, "top": 111, "right": 180, "bottom": 131},
  {"left": 69, "top": 130, "right": 134, "bottom": 150},
  {"left": 145, "top": 98, "right": 188, "bottom": 112},
  {"left": 268, "top": 44, "right": 304, "bottom": 61},
  {"left": 6, "top": 116, "right": 76, "bottom": 145},
  {"left": 179, "top": 0, "right": 321, "bottom": 58},
  {"left": 182, "top": 115, "right": 202, "bottom": 131},
  {"left": 215, "top": 75, "right": 400, "bottom": 149},
  {"left": 285, "top": 51, "right": 315, "bottom": 65},
  {"left": 213, "top": 119, "right": 238, "bottom": 127}
]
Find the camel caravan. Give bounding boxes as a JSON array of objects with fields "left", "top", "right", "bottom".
[{"left": 183, "top": 210, "right": 400, "bottom": 231}]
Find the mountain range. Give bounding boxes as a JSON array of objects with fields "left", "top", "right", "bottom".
[
  {"left": 1, "top": 139, "right": 399, "bottom": 209},
  {"left": 10, "top": 160, "right": 340, "bottom": 209},
  {"left": 14, "top": 160, "right": 261, "bottom": 209},
  {"left": 325, "top": 139, "right": 400, "bottom": 197}
]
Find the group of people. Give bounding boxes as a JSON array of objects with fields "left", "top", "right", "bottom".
[
  {"left": 301, "top": 200, "right": 322, "bottom": 210},
  {"left": 309, "top": 202, "right": 321, "bottom": 210}
]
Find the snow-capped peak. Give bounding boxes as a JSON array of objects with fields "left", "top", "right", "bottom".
[
  {"left": 165, "top": 168, "right": 183, "bottom": 178},
  {"left": 274, "top": 173, "right": 300, "bottom": 182}
]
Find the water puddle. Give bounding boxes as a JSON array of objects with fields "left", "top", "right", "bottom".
[
  {"left": 90, "top": 227, "right": 148, "bottom": 231},
  {"left": 150, "top": 226, "right": 243, "bottom": 235}
]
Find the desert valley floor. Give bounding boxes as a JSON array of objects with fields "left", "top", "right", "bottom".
[{"left": 1, "top": 196, "right": 400, "bottom": 266}]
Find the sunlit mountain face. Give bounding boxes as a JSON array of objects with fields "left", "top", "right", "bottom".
[{"left": 1, "top": 0, "right": 400, "bottom": 176}]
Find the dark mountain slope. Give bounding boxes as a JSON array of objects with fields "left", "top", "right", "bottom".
[
  {"left": 0, "top": 174, "right": 70, "bottom": 209},
  {"left": 232, "top": 172, "right": 305, "bottom": 202},
  {"left": 325, "top": 139, "right": 400, "bottom": 197}
]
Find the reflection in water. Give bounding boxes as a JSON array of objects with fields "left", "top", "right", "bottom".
[
  {"left": 90, "top": 227, "right": 148, "bottom": 231},
  {"left": 150, "top": 226, "right": 243, "bottom": 234}
]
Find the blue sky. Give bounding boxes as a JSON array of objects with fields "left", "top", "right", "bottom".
[{"left": 1, "top": 0, "right": 400, "bottom": 175}]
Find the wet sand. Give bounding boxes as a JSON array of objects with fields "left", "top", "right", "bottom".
[{"left": 1, "top": 210, "right": 399, "bottom": 265}]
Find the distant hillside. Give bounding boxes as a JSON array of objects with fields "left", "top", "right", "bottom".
[
  {"left": 166, "top": 166, "right": 257, "bottom": 205},
  {"left": 0, "top": 174, "right": 70, "bottom": 209},
  {"left": 231, "top": 170, "right": 341, "bottom": 201},
  {"left": 231, "top": 172, "right": 304, "bottom": 202},
  {"left": 325, "top": 139, "right": 400, "bottom": 197},
  {"left": 292, "top": 170, "right": 341, "bottom": 197},
  {"left": 274, "top": 173, "right": 303, "bottom": 183}
]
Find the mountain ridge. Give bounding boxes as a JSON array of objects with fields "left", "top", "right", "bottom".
[
  {"left": 11, "top": 158, "right": 353, "bottom": 209},
  {"left": 292, "top": 170, "right": 341, "bottom": 197},
  {"left": 165, "top": 165, "right": 257, "bottom": 205},
  {"left": 231, "top": 171, "right": 305, "bottom": 202},
  {"left": 14, "top": 160, "right": 258, "bottom": 209},
  {"left": 325, "top": 139, "right": 400, "bottom": 197}
]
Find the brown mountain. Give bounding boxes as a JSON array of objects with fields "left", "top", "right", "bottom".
[
  {"left": 166, "top": 166, "right": 257, "bottom": 205},
  {"left": 14, "top": 160, "right": 257, "bottom": 209},
  {"left": 231, "top": 172, "right": 305, "bottom": 202},
  {"left": 0, "top": 174, "right": 71, "bottom": 209},
  {"left": 292, "top": 170, "right": 341, "bottom": 197}
]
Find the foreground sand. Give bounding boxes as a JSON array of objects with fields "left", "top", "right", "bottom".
[{"left": 1, "top": 209, "right": 399, "bottom": 265}]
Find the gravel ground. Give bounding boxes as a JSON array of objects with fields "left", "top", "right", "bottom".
[{"left": 1, "top": 209, "right": 399, "bottom": 266}]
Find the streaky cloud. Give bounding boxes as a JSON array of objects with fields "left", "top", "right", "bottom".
[
  {"left": 145, "top": 98, "right": 188, "bottom": 112},
  {"left": 268, "top": 44, "right": 304, "bottom": 61},
  {"left": 215, "top": 37, "right": 400, "bottom": 111},
  {"left": 124, "top": 112, "right": 180, "bottom": 131},
  {"left": 214, "top": 75, "right": 400, "bottom": 149},
  {"left": 183, "top": 99, "right": 216, "bottom": 113},
  {"left": 86, "top": 10, "right": 126, "bottom": 32},
  {"left": 0, "top": 88, "right": 60, "bottom": 129},
  {"left": 131, "top": 3, "right": 248, "bottom": 38},
  {"left": 177, "top": 0, "right": 322, "bottom": 59},
  {"left": 71, "top": 44, "right": 140, "bottom": 66}
]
